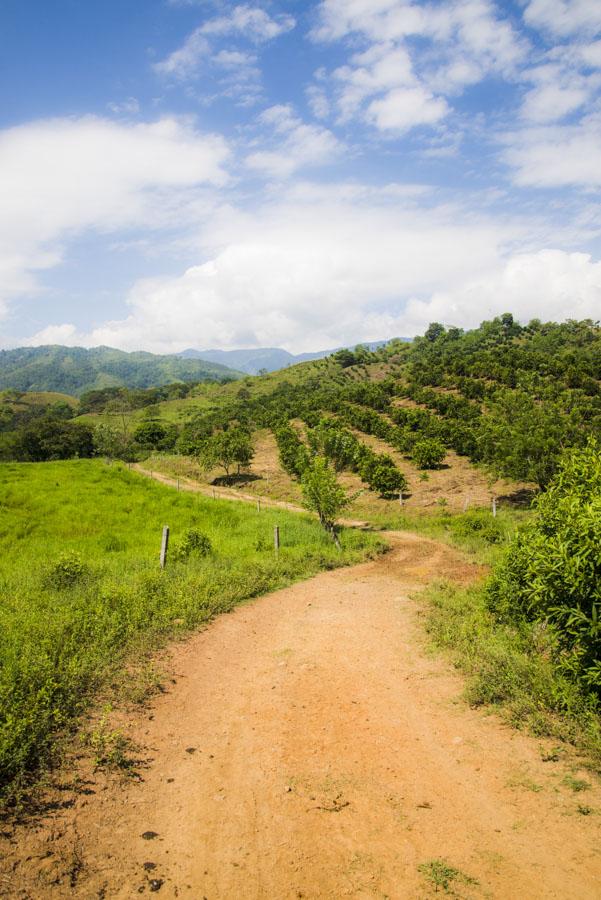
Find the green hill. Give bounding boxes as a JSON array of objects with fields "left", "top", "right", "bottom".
[{"left": 0, "top": 345, "right": 242, "bottom": 396}]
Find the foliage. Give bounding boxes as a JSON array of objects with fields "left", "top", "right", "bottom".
[
  {"left": 93, "top": 423, "right": 135, "bottom": 462},
  {"left": 479, "top": 389, "right": 584, "bottom": 488},
  {"left": 300, "top": 456, "right": 351, "bottom": 537},
  {"left": 424, "top": 579, "right": 601, "bottom": 768},
  {"left": 172, "top": 527, "right": 212, "bottom": 562},
  {"left": 197, "top": 426, "right": 254, "bottom": 477},
  {"left": 274, "top": 422, "right": 310, "bottom": 478},
  {"left": 0, "top": 345, "right": 241, "bottom": 396},
  {"left": 411, "top": 437, "right": 446, "bottom": 470},
  {"left": 487, "top": 440, "right": 601, "bottom": 691},
  {"left": 133, "top": 420, "right": 178, "bottom": 452},
  {"left": 10, "top": 417, "right": 94, "bottom": 462},
  {"left": 0, "top": 459, "right": 383, "bottom": 802},
  {"left": 43, "top": 552, "right": 90, "bottom": 590}
]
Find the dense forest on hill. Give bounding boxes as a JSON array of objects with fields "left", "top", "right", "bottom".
[{"left": 0, "top": 345, "right": 241, "bottom": 396}]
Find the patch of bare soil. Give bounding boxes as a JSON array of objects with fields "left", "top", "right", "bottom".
[{"left": 2, "top": 533, "right": 599, "bottom": 899}]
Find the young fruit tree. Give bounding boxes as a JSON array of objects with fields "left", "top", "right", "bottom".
[
  {"left": 197, "top": 427, "right": 254, "bottom": 478},
  {"left": 300, "top": 456, "right": 352, "bottom": 547}
]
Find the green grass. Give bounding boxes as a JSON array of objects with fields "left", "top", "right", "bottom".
[
  {"left": 418, "top": 858, "right": 479, "bottom": 894},
  {"left": 0, "top": 459, "right": 384, "bottom": 803},
  {"left": 423, "top": 579, "right": 601, "bottom": 770}
]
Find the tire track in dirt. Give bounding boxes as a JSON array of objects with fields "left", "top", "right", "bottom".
[{"left": 2, "top": 536, "right": 600, "bottom": 897}]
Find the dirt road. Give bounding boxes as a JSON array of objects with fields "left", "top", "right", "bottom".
[{"left": 2, "top": 533, "right": 600, "bottom": 898}]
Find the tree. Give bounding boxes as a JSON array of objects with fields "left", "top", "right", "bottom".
[
  {"left": 93, "top": 423, "right": 134, "bottom": 461},
  {"left": 487, "top": 440, "right": 601, "bottom": 692},
  {"left": 300, "top": 456, "right": 351, "bottom": 544},
  {"left": 198, "top": 427, "right": 254, "bottom": 477},
  {"left": 368, "top": 461, "right": 407, "bottom": 498},
  {"left": 479, "top": 389, "right": 583, "bottom": 489},
  {"left": 13, "top": 418, "right": 94, "bottom": 462},
  {"left": 412, "top": 438, "right": 446, "bottom": 469}
]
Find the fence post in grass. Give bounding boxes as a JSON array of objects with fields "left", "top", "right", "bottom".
[
  {"left": 212, "top": 487, "right": 216, "bottom": 499},
  {"left": 492, "top": 497, "right": 497, "bottom": 518},
  {"left": 399, "top": 490, "right": 403, "bottom": 507},
  {"left": 177, "top": 478, "right": 180, "bottom": 492},
  {"left": 274, "top": 525, "right": 280, "bottom": 556},
  {"left": 160, "top": 525, "right": 170, "bottom": 569},
  {"left": 463, "top": 495, "right": 470, "bottom": 512},
  {"left": 257, "top": 498, "right": 261, "bottom": 512}
]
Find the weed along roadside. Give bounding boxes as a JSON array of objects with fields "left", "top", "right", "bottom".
[{"left": 0, "top": 458, "right": 384, "bottom": 805}]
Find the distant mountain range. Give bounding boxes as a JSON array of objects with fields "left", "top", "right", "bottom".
[
  {"left": 180, "top": 339, "right": 407, "bottom": 375},
  {"left": 0, "top": 346, "right": 242, "bottom": 397},
  {"left": 0, "top": 338, "right": 411, "bottom": 396}
]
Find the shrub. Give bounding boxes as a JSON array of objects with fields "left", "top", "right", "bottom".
[
  {"left": 412, "top": 438, "right": 446, "bottom": 469},
  {"left": 487, "top": 440, "right": 601, "bottom": 692},
  {"left": 452, "top": 510, "right": 504, "bottom": 544},
  {"left": 43, "top": 552, "right": 90, "bottom": 590},
  {"left": 172, "top": 528, "right": 212, "bottom": 562}
]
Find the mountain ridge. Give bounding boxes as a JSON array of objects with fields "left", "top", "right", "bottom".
[
  {"left": 0, "top": 345, "right": 243, "bottom": 397},
  {"left": 179, "top": 339, "right": 410, "bottom": 374}
]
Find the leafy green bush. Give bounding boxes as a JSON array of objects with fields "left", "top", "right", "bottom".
[
  {"left": 172, "top": 527, "right": 212, "bottom": 562},
  {"left": 43, "top": 552, "right": 90, "bottom": 589},
  {"left": 487, "top": 440, "right": 601, "bottom": 691},
  {"left": 452, "top": 510, "right": 504, "bottom": 544},
  {"left": 412, "top": 438, "right": 446, "bottom": 469}
]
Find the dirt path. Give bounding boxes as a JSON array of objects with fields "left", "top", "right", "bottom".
[{"left": 3, "top": 532, "right": 600, "bottom": 899}]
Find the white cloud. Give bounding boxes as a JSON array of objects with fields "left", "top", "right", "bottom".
[
  {"left": 31, "top": 188, "right": 520, "bottom": 352},
  {"left": 368, "top": 86, "right": 449, "bottom": 132},
  {"left": 0, "top": 116, "right": 230, "bottom": 319},
  {"left": 504, "top": 117, "right": 601, "bottom": 187},
  {"left": 402, "top": 249, "right": 601, "bottom": 332},
  {"left": 523, "top": 0, "right": 601, "bottom": 38},
  {"left": 310, "top": 1, "right": 526, "bottom": 133},
  {"left": 155, "top": 5, "right": 294, "bottom": 79},
  {"left": 154, "top": 30, "right": 211, "bottom": 78},
  {"left": 245, "top": 105, "right": 342, "bottom": 178},
  {"left": 200, "top": 5, "right": 295, "bottom": 41}
]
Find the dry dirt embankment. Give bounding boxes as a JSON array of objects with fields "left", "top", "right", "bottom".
[{"left": 2, "top": 527, "right": 600, "bottom": 897}]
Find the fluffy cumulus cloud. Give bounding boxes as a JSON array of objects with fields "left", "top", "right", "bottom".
[
  {"left": 311, "top": 0, "right": 526, "bottom": 132},
  {"left": 0, "top": 116, "right": 230, "bottom": 320},
  {"left": 27, "top": 185, "right": 601, "bottom": 354},
  {"left": 402, "top": 250, "right": 601, "bottom": 333}
]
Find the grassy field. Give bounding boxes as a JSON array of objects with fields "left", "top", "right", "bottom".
[{"left": 0, "top": 459, "right": 384, "bottom": 802}]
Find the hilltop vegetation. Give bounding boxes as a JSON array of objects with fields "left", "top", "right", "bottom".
[
  {"left": 0, "top": 345, "right": 242, "bottom": 396},
  {"left": 0, "top": 460, "right": 382, "bottom": 802}
]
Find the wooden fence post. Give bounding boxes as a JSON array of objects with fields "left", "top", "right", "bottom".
[
  {"left": 399, "top": 490, "right": 403, "bottom": 507},
  {"left": 160, "top": 525, "right": 170, "bottom": 569},
  {"left": 257, "top": 499, "right": 261, "bottom": 512},
  {"left": 274, "top": 525, "right": 280, "bottom": 555},
  {"left": 492, "top": 497, "right": 497, "bottom": 518}
]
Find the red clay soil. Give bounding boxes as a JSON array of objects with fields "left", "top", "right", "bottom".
[{"left": 2, "top": 533, "right": 600, "bottom": 899}]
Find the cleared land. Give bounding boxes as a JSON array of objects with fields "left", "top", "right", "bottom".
[{"left": 2, "top": 531, "right": 600, "bottom": 898}]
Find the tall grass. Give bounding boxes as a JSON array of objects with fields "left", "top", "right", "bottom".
[
  {"left": 424, "top": 580, "right": 601, "bottom": 770},
  {"left": 0, "top": 460, "right": 384, "bottom": 802}
]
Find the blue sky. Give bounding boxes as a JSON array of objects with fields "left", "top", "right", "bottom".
[{"left": 1, "top": 0, "right": 600, "bottom": 353}]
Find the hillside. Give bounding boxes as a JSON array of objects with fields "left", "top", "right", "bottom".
[
  {"left": 0, "top": 345, "right": 242, "bottom": 396},
  {"left": 180, "top": 339, "right": 404, "bottom": 374}
]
